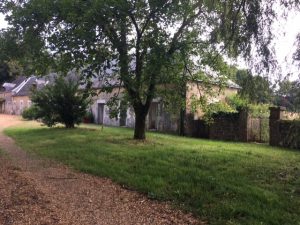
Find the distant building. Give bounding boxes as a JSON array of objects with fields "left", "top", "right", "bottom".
[{"left": 0, "top": 76, "right": 47, "bottom": 115}]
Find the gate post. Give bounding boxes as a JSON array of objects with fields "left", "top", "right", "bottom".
[
  {"left": 269, "top": 106, "right": 285, "bottom": 146},
  {"left": 239, "top": 109, "right": 249, "bottom": 142}
]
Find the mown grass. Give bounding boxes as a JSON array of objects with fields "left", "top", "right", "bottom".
[{"left": 5, "top": 122, "right": 300, "bottom": 225}]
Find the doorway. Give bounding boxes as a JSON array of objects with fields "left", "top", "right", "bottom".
[{"left": 97, "top": 103, "right": 105, "bottom": 125}]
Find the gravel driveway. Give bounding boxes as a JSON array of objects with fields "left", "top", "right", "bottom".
[{"left": 0, "top": 114, "right": 203, "bottom": 225}]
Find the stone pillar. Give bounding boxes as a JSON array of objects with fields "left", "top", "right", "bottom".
[
  {"left": 269, "top": 107, "right": 285, "bottom": 146},
  {"left": 239, "top": 109, "right": 249, "bottom": 142}
]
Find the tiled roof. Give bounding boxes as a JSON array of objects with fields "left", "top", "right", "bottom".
[{"left": 11, "top": 76, "right": 48, "bottom": 97}]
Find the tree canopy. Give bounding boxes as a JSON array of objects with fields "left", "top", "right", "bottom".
[
  {"left": 275, "top": 77, "right": 300, "bottom": 112},
  {"left": 1, "top": 0, "right": 299, "bottom": 139},
  {"left": 235, "top": 69, "right": 273, "bottom": 104}
]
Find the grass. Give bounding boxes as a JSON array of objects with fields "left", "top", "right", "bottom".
[{"left": 5, "top": 121, "right": 300, "bottom": 225}]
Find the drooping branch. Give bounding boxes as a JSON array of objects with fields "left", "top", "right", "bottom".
[{"left": 168, "top": 0, "right": 204, "bottom": 55}]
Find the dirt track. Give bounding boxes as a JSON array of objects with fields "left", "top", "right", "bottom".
[{"left": 0, "top": 114, "right": 202, "bottom": 225}]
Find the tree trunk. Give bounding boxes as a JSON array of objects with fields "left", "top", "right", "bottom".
[
  {"left": 65, "top": 123, "right": 75, "bottom": 129},
  {"left": 134, "top": 110, "right": 147, "bottom": 140}
]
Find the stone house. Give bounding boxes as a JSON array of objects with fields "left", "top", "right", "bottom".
[
  {"left": 90, "top": 79, "right": 241, "bottom": 134},
  {"left": 0, "top": 76, "right": 47, "bottom": 115}
]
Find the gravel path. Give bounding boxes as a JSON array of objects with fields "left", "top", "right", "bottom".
[{"left": 0, "top": 114, "right": 203, "bottom": 225}]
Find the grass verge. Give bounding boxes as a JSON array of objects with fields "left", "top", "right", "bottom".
[{"left": 5, "top": 122, "right": 300, "bottom": 225}]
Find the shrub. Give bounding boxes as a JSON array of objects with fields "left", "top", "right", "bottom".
[
  {"left": 248, "top": 104, "right": 270, "bottom": 118},
  {"left": 22, "top": 106, "right": 38, "bottom": 120},
  {"left": 83, "top": 110, "right": 94, "bottom": 123},
  {"left": 227, "top": 94, "right": 270, "bottom": 118},
  {"left": 31, "top": 75, "right": 91, "bottom": 128},
  {"left": 203, "top": 102, "right": 236, "bottom": 123},
  {"left": 227, "top": 94, "right": 249, "bottom": 110}
]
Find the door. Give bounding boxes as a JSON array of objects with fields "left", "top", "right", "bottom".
[
  {"left": 148, "top": 102, "right": 158, "bottom": 130},
  {"left": 98, "top": 103, "right": 105, "bottom": 125}
]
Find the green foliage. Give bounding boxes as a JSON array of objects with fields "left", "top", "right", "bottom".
[
  {"left": 275, "top": 78, "right": 300, "bottom": 112},
  {"left": 6, "top": 124, "right": 300, "bottom": 225},
  {"left": 248, "top": 104, "right": 270, "bottom": 118},
  {"left": 31, "top": 75, "right": 91, "bottom": 128},
  {"left": 21, "top": 105, "right": 39, "bottom": 120},
  {"left": 83, "top": 110, "right": 94, "bottom": 124},
  {"left": 293, "top": 33, "right": 300, "bottom": 67},
  {"left": 205, "top": 94, "right": 270, "bottom": 121},
  {"left": 227, "top": 94, "right": 249, "bottom": 110},
  {"left": 0, "top": 61, "right": 23, "bottom": 85},
  {"left": 278, "top": 120, "right": 300, "bottom": 149},
  {"left": 0, "top": 28, "right": 51, "bottom": 76},
  {"left": 202, "top": 101, "right": 236, "bottom": 123},
  {"left": 235, "top": 70, "right": 273, "bottom": 104},
  {"left": 227, "top": 94, "right": 271, "bottom": 118}
]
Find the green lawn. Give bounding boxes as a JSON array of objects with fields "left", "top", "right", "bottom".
[{"left": 5, "top": 122, "right": 300, "bottom": 225}]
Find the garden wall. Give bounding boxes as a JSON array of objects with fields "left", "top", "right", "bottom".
[
  {"left": 185, "top": 110, "right": 249, "bottom": 142},
  {"left": 269, "top": 107, "right": 300, "bottom": 149},
  {"left": 185, "top": 109, "right": 270, "bottom": 143}
]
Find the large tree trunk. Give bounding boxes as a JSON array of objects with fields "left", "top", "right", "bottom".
[
  {"left": 134, "top": 111, "right": 147, "bottom": 140},
  {"left": 65, "top": 123, "right": 75, "bottom": 129}
]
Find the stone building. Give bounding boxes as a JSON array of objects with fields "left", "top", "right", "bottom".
[
  {"left": 90, "top": 79, "right": 241, "bottom": 134},
  {"left": 0, "top": 76, "right": 47, "bottom": 115}
]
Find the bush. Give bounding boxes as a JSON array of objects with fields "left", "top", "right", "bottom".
[
  {"left": 227, "top": 94, "right": 270, "bottom": 118},
  {"left": 83, "top": 110, "right": 94, "bottom": 123},
  {"left": 22, "top": 106, "right": 38, "bottom": 120},
  {"left": 203, "top": 102, "right": 236, "bottom": 123},
  {"left": 227, "top": 94, "right": 249, "bottom": 110},
  {"left": 31, "top": 75, "right": 91, "bottom": 128},
  {"left": 248, "top": 104, "right": 270, "bottom": 118}
]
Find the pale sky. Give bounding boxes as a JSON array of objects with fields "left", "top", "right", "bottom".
[{"left": 0, "top": 11, "right": 299, "bottom": 81}]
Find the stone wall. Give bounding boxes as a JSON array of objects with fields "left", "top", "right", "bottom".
[
  {"left": 185, "top": 110, "right": 249, "bottom": 142},
  {"left": 209, "top": 111, "right": 248, "bottom": 141},
  {"left": 11, "top": 96, "right": 31, "bottom": 115},
  {"left": 0, "top": 92, "right": 13, "bottom": 114},
  {"left": 269, "top": 107, "right": 300, "bottom": 149},
  {"left": 0, "top": 92, "right": 31, "bottom": 115}
]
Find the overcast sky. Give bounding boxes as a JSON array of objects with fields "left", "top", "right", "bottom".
[{"left": 0, "top": 11, "right": 299, "bottom": 81}]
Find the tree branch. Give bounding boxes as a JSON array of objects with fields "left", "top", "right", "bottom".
[{"left": 168, "top": 0, "right": 204, "bottom": 55}]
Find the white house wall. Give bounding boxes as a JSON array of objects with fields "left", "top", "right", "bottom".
[{"left": 90, "top": 91, "right": 136, "bottom": 128}]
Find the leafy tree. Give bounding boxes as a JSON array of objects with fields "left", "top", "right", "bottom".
[
  {"left": 275, "top": 78, "right": 300, "bottom": 112},
  {"left": 294, "top": 33, "right": 300, "bottom": 67},
  {"left": 31, "top": 75, "right": 91, "bottom": 128},
  {"left": 235, "top": 70, "right": 273, "bottom": 104},
  {"left": 0, "top": 63, "right": 11, "bottom": 86},
  {"left": 1, "top": 0, "right": 299, "bottom": 139},
  {"left": 0, "top": 61, "right": 23, "bottom": 86}
]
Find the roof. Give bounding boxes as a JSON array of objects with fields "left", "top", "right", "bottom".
[
  {"left": 11, "top": 76, "right": 47, "bottom": 97},
  {"left": 12, "top": 76, "right": 27, "bottom": 86},
  {"left": 225, "top": 80, "right": 241, "bottom": 89},
  {"left": 1, "top": 76, "right": 27, "bottom": 92}
]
